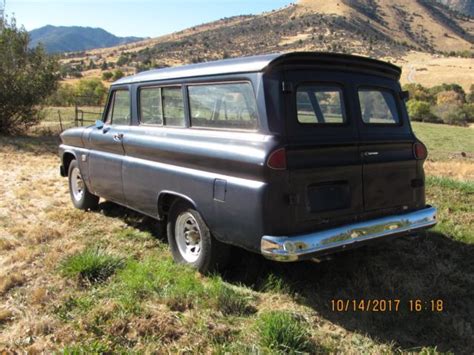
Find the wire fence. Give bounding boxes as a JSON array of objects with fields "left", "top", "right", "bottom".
[{"left": 39, "top": 95, "right": 104, "bottom": 134}]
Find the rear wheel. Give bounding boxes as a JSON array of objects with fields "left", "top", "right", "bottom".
[
  {"left": 167, "top": 200, "right": 230, "bottom": 273},
  {"left": 68, "top": 160, "right": 99, "bottom": 210}
]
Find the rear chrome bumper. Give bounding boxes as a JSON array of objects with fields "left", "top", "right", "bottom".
[{"left": 261, "top": 206, "right": 437, "bottom": 262}]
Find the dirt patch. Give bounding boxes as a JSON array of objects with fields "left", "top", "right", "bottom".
[{"left": 425, "top": 161, "right": 474, "bottom": 181}]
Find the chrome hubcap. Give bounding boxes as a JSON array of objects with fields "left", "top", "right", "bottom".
[
  {"left": 71, "top": 167, "right": 85, "bottom": 201},
  {"left": 175, "top": 212, "right": 202, "bottom": 263}
]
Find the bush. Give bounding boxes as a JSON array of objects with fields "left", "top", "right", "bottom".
[
  {"left": 0, "top": 17, "right": 59, "bottom": 134},
  {"left": 60, "top": 248, "right": 124, "bottom": 284},
  {"left": 45, "top": 83, "right": 76, "bottom": 106},
  {"left": 436, "top": 90, "right": 465, "bottom": 106},
  {"left": 433, "top": 103, "right": 469, "bottom": 126},
  {"left": 257, "top": 311, "right": 312, "bottom": 352},
  {"left": 407, "top": 100, "right": 433, "bottom": 122},
  {"left": 75, "top": 78, "right": 107, "bottom": 105},
  {"left": 113, "top": 69, "right": 125, "bottom": 81},
  {"left": 102, "top": 71, "right": 113, "bottom": 81},
  {"left": 403, "top": 83, "right": 433, "bottom": 103}
]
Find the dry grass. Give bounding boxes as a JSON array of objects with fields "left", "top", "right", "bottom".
[{"left": 0, "top": 126, "right": 472, "bottom": 353}]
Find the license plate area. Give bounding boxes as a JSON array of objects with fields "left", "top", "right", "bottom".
[{"left": 307, "top": 181, "right": 351, "bottom": 213}]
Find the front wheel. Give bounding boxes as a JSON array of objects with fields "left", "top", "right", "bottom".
[
  {"left": 167, "top": 201, "right": 230, "bottom": 273},
  {"left": 68, "top": 160, "right": 99, "bottom": 210}
]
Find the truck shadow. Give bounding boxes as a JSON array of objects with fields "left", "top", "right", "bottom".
[
  {"left": 225, "top": 232, "right": 474, "bottom": 354},
  {"left": 97, "top": 202, "right": 473, "bottom": 353}
]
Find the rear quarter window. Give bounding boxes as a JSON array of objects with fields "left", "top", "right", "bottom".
[
  {"left": 358, "top": 89, "right": 400, "bottom": 125},
  {"left": 188, "top": 82, "right": 258, "bottom": 130}
]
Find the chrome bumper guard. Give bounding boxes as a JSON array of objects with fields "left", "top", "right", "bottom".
[{"left": 261, "top": 206, "right": 437, "bottom": 262}]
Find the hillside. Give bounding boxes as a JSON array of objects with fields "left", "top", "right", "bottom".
[
  {"left": 437, "top": 0, "right": 474, "bottom": 16},
  {"left": 29, "top": 26, "right": 143, "bottom": 53},
  {"left": 58, "top": 0, "right": 473, "bottom": 90}
]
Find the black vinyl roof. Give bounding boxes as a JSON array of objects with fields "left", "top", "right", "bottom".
[{"left": 114, "top": 52, "right": 402, "bottom": 85}]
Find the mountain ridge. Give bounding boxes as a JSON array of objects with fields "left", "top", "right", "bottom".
[{"left": 29, "top": 25, "right": 144, "bottom": 53}]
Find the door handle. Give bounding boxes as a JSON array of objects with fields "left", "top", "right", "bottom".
[
  {"left": 364, "top": 151, "right": 379, "bottom": 157},
  {"left": 113, "top": 133, "right": 124, "bottom": 142}
]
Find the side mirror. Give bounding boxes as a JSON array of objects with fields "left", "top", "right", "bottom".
[
  {"left": 95, "top": 120, "right": 104, "bottom": 129},
  {"left": 400, "top": 90, "right": 410, "bottom": 101}
]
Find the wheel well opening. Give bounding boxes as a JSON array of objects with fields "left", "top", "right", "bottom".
[
  {"left": 63, "top": 153, "right": 76, "bottom": 174},
  {"left": 158, "top": 194, "right": 193, "bottom": 220}
]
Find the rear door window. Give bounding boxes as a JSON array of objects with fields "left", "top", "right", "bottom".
[
  {"left": 296, "top": 85, "right": 346, "bottom": 124},
  {"left": 358, "top": 89, "right": 400, "bottom": 125},
  {"left": 162, "top": 87, "right": 185, "bottom": 127},
  {"left": 188, "top": 82, "right": 258, "bottom": 130}
]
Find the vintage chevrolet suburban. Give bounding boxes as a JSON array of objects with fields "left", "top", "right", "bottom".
[{"left": 59, "top": 52, "right": 437, "bottom": 272}]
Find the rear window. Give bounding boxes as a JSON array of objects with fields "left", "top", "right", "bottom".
[
  {"left": 296, "top": 85, "right": 345, "bottom": 124},
  {"left": 358, "top": 89, "right": 400, "bottom": 125},
  {"left": 188, "top": 82, "right": 258, "bottom": 130}
]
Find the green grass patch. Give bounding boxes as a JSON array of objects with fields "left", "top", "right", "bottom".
[
  {"left": 256, "top": 311, "right": 312, "bottom": 353},
  {"left": 260, "top": 273, "right": 292, "bottom": 294},
  {"left": 60, "top": 247, "right": 124, "bottom": 284},
  {"left": 208, "top": 278, "right": 256, "bottom": 316},
  {"left": 111, "top": 257, "right": 255, "bottom": 316},
  {"left": 426, "top": 176, "right": 473, "bottom": 243},
  {"left": 114, "top": 257, "right": 205, "bottom": 311},
  {"left": 412, "top": 122, "right": 474, "bottom": 161}
]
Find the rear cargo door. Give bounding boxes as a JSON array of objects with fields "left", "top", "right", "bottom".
[
  {"left": 354, "top": 74, "right": 418, "bottom": 212},
  {"left": 284, "top": 71, "right": 363, "bottom": 227}
]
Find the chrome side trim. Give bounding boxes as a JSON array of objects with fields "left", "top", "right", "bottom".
[{"left": 261, "top": 206, "right": 437, "bottom": 262}]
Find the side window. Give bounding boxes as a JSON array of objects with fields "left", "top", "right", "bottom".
[
  {"left": 105, "top": 90, "right": 131, "bottom": 125},
  {"left": 140, "top": 87, "right": 163, "bottom": 125},
  {"left": 296, "top": 85, "right": 346, "bottom": 124},
  {"left": 162, "top": 87, "right": 185, "bottom": 127},
  {"left": 188, "top": 82, "right": 258, "bottom": 130},
  {"left": 358, "top": 89, "right": 400, "bottom": 124}
]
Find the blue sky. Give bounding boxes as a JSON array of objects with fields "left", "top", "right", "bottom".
[{"left": 7, "top": 0, "right": 292, "bottom": 37}]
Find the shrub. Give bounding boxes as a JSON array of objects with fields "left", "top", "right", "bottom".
[
  {"left": 60, "top": 248, "right": 124, "bottom": 284},
  {"left": 101, "top": 71, "right": 114, "bottom": 81},
  {"left": 257, "top": 311, "right": 312, "bottom": 352},
  {"left": 112, "top": 70, "right": 125, "bottom": 81},
  {"left": 433, "top": 103, "right": 468, "bottom": 126},
  {"left": 436, "top": 90, "right": 465, "bottom": 106},
  {"left": 406, "top": 100, "right": 433, "bottom": 122},
  {"left": 45, "top": 83, "right": 76, "bottom": 106},
  {"left": 467, "top": 84, "right": 474, "bottom": 103},
  {"left": 0, "top": 17, "right": 59, "bottom": 134},
  {"left": 403, "top": 83, "right": 434, "bottom": 103},
  {"left": 460, "top": 103, "right": 474, "bottom": 123},
  {"left": 75, "top": 78, "right": 107, "bottom": 105}
]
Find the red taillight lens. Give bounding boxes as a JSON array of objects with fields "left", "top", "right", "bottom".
[
  {"left": 267, "top": 148, "right": 287, "bottom": 170},
  {"left": 414, "top": 142, "right": 427, "bottom": 160}
]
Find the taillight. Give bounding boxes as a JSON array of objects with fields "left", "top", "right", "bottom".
[
  {"left": 267, "top": 148, "right": 287, "bottom": 170},
  {"left": 414, "top": 142, "right": 427, "bottom": 160}
]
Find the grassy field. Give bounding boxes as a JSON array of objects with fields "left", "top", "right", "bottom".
[{"left": 0, "top": 122, "right": 473, "bottom": 353}]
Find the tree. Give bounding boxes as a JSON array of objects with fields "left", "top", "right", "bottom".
[
  {"left": 436, "top": 90, "right": 464, "bottom": 106},
  {"left": 45, "top": 83, "right": 76, "bottom": 106},
  {"left": 406, "top": 100, "right": 433, "bottom": 122},
  {"left": 75, "top": 78, "right": 107, "bottom": 106},
  {"left": 467, "top": 84, "right": 474, "bottom": 103},
  {"left": 0, "top": 18, "right": 60, "bottom": 134}
]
